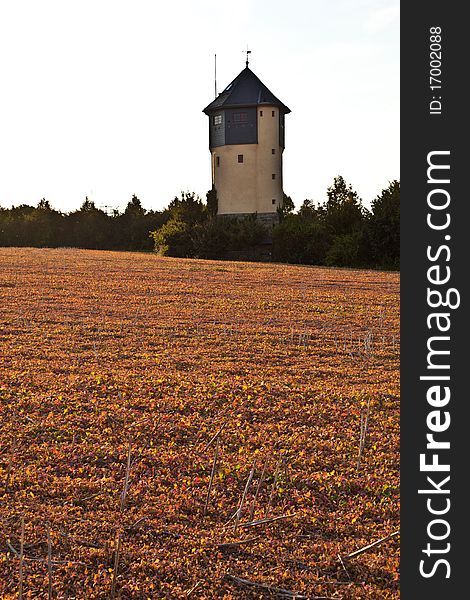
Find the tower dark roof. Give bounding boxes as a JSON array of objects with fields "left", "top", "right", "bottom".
[{"left": 203, "top": 66, "right": 291, "bottom": 115}]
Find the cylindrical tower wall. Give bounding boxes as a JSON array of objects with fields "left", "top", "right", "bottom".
[
  {"left": 256, "top": 105, "right": 283, "bottom": 213},
  {"left": 211, "top": 105, "right": 284, "bottom": 216}
]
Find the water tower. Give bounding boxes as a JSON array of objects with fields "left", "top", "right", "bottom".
[{"left": 203, "top": 57, "right": 290, "bottom": 225}]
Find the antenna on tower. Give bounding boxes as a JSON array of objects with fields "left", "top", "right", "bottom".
[
  {"left": 244, "top": 46, "right": 251, "bottom": 68},
  {"left": 214, "top": 53, "right": 217, "bottom": 97}
]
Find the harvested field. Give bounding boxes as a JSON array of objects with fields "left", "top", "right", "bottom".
[{"left": 0, "top": 248, "right": 400, "bottom": 599}]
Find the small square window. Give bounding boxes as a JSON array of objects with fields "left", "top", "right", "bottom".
[
  {"left": 272, "top": 110, "right": 275, "bottom": 117},
  {"left": 233, "top": 112, "right": 248, "bottom": 123},
  {"left": 272, "top": 148, "right": 276, "bottom": 154},
  {"left": 213, "top": 114, "right": 222, "bottom": 125},
  {"left": 272, "top": 174, "right": 276, "bottom": 180},
  {"left": 260, "top": 110, "right": 263, "bottom": 117},
  {"left": 238, "top": 154, "right": 244, "bottom": 163},
  {"left": 272, "top": 199, "right": 276, "bottom": 205},
  {"left": 216, "top": 156, "right": 220, "bottom": 166}
]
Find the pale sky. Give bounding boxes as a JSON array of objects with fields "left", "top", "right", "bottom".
[{"left": 0, "top": 0, "right": 399, "bottom": 213}]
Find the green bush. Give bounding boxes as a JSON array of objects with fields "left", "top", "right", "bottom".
[
  {"left": 272, "top": 214, "right": 329, "bottom": 264},
  {"left": 151, "top": 219, "right": 194, "bottom": 257},
  {"left": 325, "top": 232, "right": 363, "bottom": 267},
  {"left": 192, "top": 218, "right": 230, "bottom": 259}
]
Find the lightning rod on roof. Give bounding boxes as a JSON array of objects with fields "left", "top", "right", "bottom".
[
  {"left": 245, "top": 47, "right": 251, "bottom": 68},
  {"left": 214, "top": 53, "right": 217, "bottom": 98}
]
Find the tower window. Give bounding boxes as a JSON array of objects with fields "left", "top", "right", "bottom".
[
  {"left": 233, "top": 112, "right": 248, "bottom": 123},
  {"left": 238, "top": 154, "right": 244, "bottom": 163},
  {"left": 260, "top": 110, "right": 263, "bottom": 117},
  {"left": 216, "top": 156, "right": 220, "bottom": 166},
  {"left": 272, "top": 199, "right": 276, "bottom": 205},
  {"left": 213, "top": 114, "right": 222, "bottom": 125},
  {"left": 272, "top": 174, "right": 276, "bottom": 180},
  {"left": 272, "top": 148, "right": 276, "bottom": 154},
  {"left": 272, "top": 110, "right": 275, "bottom": 117}
]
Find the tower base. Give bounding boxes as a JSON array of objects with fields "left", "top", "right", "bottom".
[
  {"left": 217, "top": 212, "right": 279, "bottom": 227},
  {"left": 216, "top": 212, "right": 276, "bottom": 262}
]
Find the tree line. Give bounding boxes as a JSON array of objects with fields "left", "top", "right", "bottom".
[
  {"left": 0, "top": 176, "right": 399, "bottom": 269},
  {"left": 274, "top": 177, "right": 399, "bottom": 269},
  {"left": 0, "top": 195, "right": 164, "bottom": 252}
]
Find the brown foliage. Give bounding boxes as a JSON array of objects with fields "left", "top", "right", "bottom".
[{"left": 0, "top": 248, "right": 399, "bottom": 598}]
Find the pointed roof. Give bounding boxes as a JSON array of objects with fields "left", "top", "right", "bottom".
[{"left": 203, "top": 66, "right": 291, "bottom": 114}]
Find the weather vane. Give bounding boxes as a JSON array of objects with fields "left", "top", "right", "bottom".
[{"left": 244, "top": 47, "right": 251, "bottom": 68}]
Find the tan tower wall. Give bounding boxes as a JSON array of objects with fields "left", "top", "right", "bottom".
[{"left": 211, "top": 105, "right": 284, "bottom": 216}]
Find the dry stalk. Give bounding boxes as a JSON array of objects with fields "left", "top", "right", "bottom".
[
  {"left": 215, "top": 536, "right": 260, "bottom": 551},
  {"left": 19, "top": 516, "right": 25, "bottom": 600},
  {"left": 59, "top": 530, "right": 103, "bottom": 549},
  {"left": 356, "top": 412, "right": 365, "bottom": 471},
  {"left": 5, "top": 450, "right": 14, "bottom": 493},
  {"left": 233, "top": 459, "right": 257, "bottom": 533},
  {"left": 337, "top": 553, "right": 351, "bottom": 580},
  {"left": 203, "top": 423, "right": 225, "bottom": 453},
  {"left": 249, "top": 456, "right": 268, "bottom": 521},
  {"left": 127, "top": 516, "right": 148, "bottom": 531},
  {"left": 345, "top": 530, "right": 399, "bottom": 559},
  {"left": 267, "top": 453, "right": 283, "bottom": 514},
  {"left": 7, "top": 541, "right": 19, "bottom": 557},
  {"left": 110, "top": 531, "right": 121, "bottom": 600},
  {"left": 46, "top": 522, "right": 53, "bottom": 600},
  {"left": 224, "top": 573, "right": 332, "bottom": 599},
  {"left": 120, "top": 437, "right": 132, "bottom": 511},
  {"left": 223, "top": 508, "right": 240, "bottom": 527},
  {"left": 203, "top": 437, "right": 220, "bottom": 516},
  {"left": 356, "top": 398, "right": 371, "bottom": 471},
  {"left": 237, "top": 513, "right": 297, "bottom": 529},
  {"left": 185, "top": 580, "right": 203, "bottom": 597}
]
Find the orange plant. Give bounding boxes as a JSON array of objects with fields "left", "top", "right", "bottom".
[{"left": 0, "top": 248, "right": 399, "bottom": 599}]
